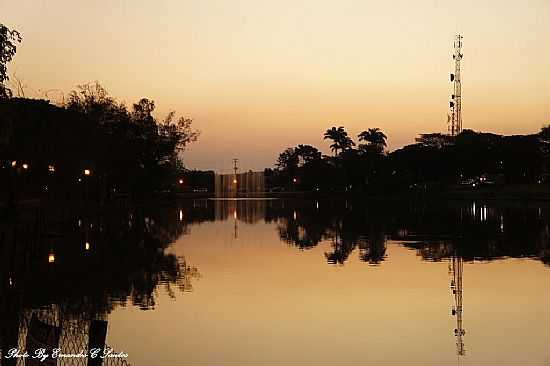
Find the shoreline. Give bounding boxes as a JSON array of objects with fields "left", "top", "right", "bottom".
[{"left": 4, "top": 184, "right": 550, "bottom": 213}]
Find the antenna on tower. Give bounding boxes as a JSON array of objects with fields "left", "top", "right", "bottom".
[{"left": 448, "top": 34, "right": 463, "bottom": 136}]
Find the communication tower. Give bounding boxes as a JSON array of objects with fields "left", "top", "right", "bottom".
[{"left": 448, "top": 35, "right": 464, "bottom": 136}]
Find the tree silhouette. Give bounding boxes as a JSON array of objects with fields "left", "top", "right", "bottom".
[
  {"left": 271, "top": 124, "right": 550, "bottom": 194},
  {"left": 65, "top": 82, "right": 200, "bottom": 195},
  {"left": 276, "top": 147, "right": 299, "bottom": 171},
  {"left": 324, "top": 126, "right": 355, "bottom": 156},
  {"left": 293, "top": 144, "right": 321, "bottom": 166},
  {"left": 0, "top": 82, "right": 200, "bottom": 204},
  {"left": 0, "top": 23, "right": 21, "bottom": 99},
  {"left": 358, "top": 128, "right": 387, "bottom": 154}
]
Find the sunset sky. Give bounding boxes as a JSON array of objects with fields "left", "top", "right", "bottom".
[{"left": 2, "top": 0, "right": 549, "bottom": 171}]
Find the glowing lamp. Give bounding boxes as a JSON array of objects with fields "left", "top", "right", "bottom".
[{"left": 84, "top": 169, "right": 91, "bottom": 176}]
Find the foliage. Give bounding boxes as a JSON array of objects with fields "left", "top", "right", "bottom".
[
  {"left": 324, "top": 126, "right": 355, "bottom": 156},
  {"left": 276, "top": 147, "right": 299, "bottom": 171},
  {"left": 0, "top": 82, "right": 199, "bottom": 201},
  {"left": 358, "top": 128, "right": 387, "bottom": 149},
  {"left": 272, "top": 125, "right": 550, "bottom": 194},
  {"left": 0, "top": 23, "right": 21, "bottom": 99}
]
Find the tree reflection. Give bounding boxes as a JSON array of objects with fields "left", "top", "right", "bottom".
[
  {"left": 1, "top": 205, "right": 199, "bottom": 312},
  {"left": 270, "top": 200, "right": 389, "bottom": 265},
  {"left": 400, "top": 202, "right": 550, "bottom": 265},
  {"left": 275, "top": 204, "right": 332, "bottom": 250},
  {"left": 3, "top": 198, "right": 550, "bottom": 363},
  {"left": 0, "top": 203, "right": 200, "bottom": 363},
  {"left": 270, "top": 199, "right": 550, "bottom": 266}
]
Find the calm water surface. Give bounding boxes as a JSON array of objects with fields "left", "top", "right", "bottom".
[{"left": 2, "top": 199, "right": 550, "bottom": 365}]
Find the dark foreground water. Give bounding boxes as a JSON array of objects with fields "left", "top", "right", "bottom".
[{"left": 2, "top": 199, "right": 550, "bottom": 365}]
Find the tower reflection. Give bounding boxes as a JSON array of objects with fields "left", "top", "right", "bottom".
[{"left": 450, "top": 253, "right": 465, "bottom": 357}]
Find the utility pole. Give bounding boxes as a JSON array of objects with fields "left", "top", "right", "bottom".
[
  {"left": 232, "top": 158, "right": 239, "bottom": 195},
  {"left": 233, "top": 158, "right": 238, "bottom": 177},
  {"left": 449, "top": 34, "right": 464, "bottom": 136}
]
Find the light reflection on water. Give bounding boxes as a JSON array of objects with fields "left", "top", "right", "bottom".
[{"left": 2, "top": 199, "right": 550, "bottom": 365}]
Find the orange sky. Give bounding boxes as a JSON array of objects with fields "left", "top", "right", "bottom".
[{"left": 2, "top": 0, "right": 549, "bottom": 171}]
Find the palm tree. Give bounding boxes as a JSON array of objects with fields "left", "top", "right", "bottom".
[
  {"left": 324, "top": 127, "right": 343, "bottom": 155},
  {"left": 339, "top": 133, "right": 355, "bottom": 152},
  {"left": 324, "top": 126, "right": 355, "bottom": 156},
  {"left": 358, "top": 128, "right": 387, "bottom": 155},
  {"left": 358, "top": 128, "right": 387, "bottom": 147}
]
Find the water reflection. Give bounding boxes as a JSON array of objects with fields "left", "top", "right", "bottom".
[
  {"left": 450, "top": 254, "right": 466, "bottom": 357},
  {"left": 0, "top": 205, "right": 199, "bottom": 364},
  {"left": 153, "top": 198, "right": 550, "bottom": 266},
  {"left": 267, "top": 199, "right": 550, "bottom": 266},
  {"left": 219, "top": 199, "right": 550, "bottom": 363},
  {"left": 178, "top": 199, "right": 550, "bottom": 365},
  {"left": 3, "top": 199, "right": 550, "bottom": 365}
]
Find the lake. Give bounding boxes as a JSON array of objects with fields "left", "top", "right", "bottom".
[{"left": 2, "top": 198, "right": 550, "bottom": 365}]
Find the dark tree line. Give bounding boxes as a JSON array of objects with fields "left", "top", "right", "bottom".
[
  {"left": 0, "top": 83, "right": 199, "bottom": 204},
  {"left": 0, "top": 24, "right": 201, "bottom": 205},
  {"left": 270, "top": 125, "right": 550, "bottom": 194}
]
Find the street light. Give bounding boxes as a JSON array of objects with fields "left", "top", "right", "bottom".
[
  {"left": 293, "top": 177, "right": 297, "bottom": 183},
  {"left": 85, "top": 242, "right": 90, "bottom": 250},
  {"left": 233, "top": 178, "right": 237, "bottom": 184},
  {"left": 84, "top": 169, "right": 91, "bottom": 176},
  {"left": 22, "top": 163, "right": 29, "bottom": 170},
  {"left": 48, "top": 165, "right": 55, "bottom": 173},
  {"left": 10, "top": 160, "right": 16, "bottom": 167},
  {"left": 48, "top": 252, "right": 55, "bottom": 263},
  {"left": 179, "top": 179, "right": 184, "bottom": 184}
]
